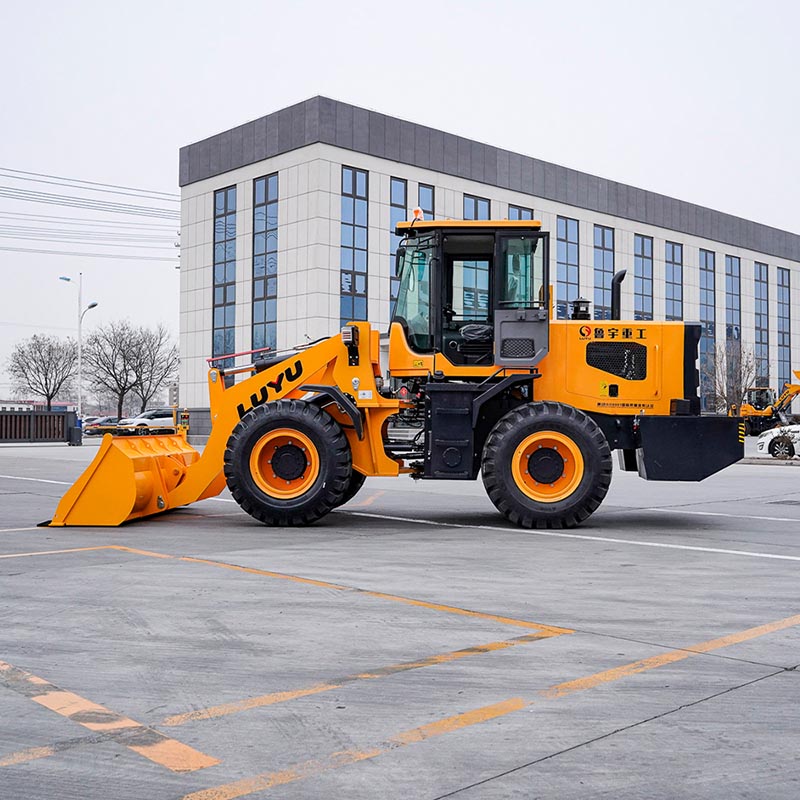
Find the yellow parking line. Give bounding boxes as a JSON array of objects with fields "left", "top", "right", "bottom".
[
  {"left": 182, "top": 611, "right": 800, "bottom": 799},
  {"left": 162, "top": 631, "right": 554, "bottom": 727},
  {"left": 122, "top": 548, "right": 569, "bottom": 634},
  {"left": 0, "top": 544, "right": 568, "bottom": 633},
  {"left": 0, "top": 660, "right": 219, "bottom": 773},
  {"left": 542, "top": 612, "right": 800, "bottom": 699},
  {"left": 182, "top": 699, "right": 526, "bottom": 800},
  {"left": 352, "top": 490, "right": 385, "bottom": 507},
  {"left": 0, "top": 546, "right": 112, "bottom": 559},
  {"left": 0, "top": 744, "right": 58, "bottom": 767},
  {"left": 357, "top": 588, "right": 570, "bottom": 634}
]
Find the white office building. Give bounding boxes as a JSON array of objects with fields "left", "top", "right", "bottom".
[{"left": 179, "top": 97, "right": 799, "bottom": 431}]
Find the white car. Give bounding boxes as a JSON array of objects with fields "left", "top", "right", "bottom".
[
  {"left": 116, "top": 408, "right": 177, "bottom": 435},
  {"left": 756, "top": 424, "right": 800, "bottom": 459}
]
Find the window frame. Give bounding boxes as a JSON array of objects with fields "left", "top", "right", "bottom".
[
  {"left": 593, "top": 224, "right": 614, "bottom": 320},
  {"left": 212, "top": 185, "right": 237, "bottom": 379},
  {"left": 556, "top": 216, "right": 580, "bottom": 320},
  {"left": 340, "top": 166, "right": 369, "bottom": 325},
  {"left": 633, "top": 234, "right": 653, "bottom": 321},
  {"left": 252, "top": 173, "right": 278, "bottom": 355},
  {"left": 463, "top": 194, "right": 491, "bottom": 220}
]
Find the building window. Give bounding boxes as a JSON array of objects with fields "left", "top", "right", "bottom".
[
  {"left": 556, "top": 217, "right": 579, "bottom": 320},
  {"left": 754, "top": 262, "right": 769, "bottom": 386},
  {"left": 777, "top": 267, "right": 791, "bottom": 391},
  {"left": 389, "top": 177, "right": 407, "bottom": 309},
  {"left": 724, "top": 254, "right": 742, "bottom": 404},
  {"left": 725, "top": 255, "right": 741, "bottom": 341},
  {"left": 699, "top": 249, "right": 716, "bottom": 411},
  {"left": 633, "top": 234, "right": 653, "bottom": 321},
  {"left": 252, "top": 173, "right": 278, "bottom": 354},
  {"left": 418, "top": 183, "right": 434, "bottom": 220},
  {"left": 213, "top": 186, "right": 236, "bottom": 380},
  {"left": 593, "top": 225, "right": 614, "bottom": 320},
  {"left": 508, "top": 204, "right": 534, "bottom": 221},
  {"left": 464, "top": 194, "right": 490, "bottom": 220},
  {"left": 665, "top": 241, "right": 683, "bottom": 320},
  {"left": 341, "top": 166, "right": 368, "bottom": 325}
]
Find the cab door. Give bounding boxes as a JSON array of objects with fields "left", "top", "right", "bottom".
[{"left": 493, "top": 233, "right": 550, "bottom": 367}]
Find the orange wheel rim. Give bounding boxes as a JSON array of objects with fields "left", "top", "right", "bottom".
[
  {"left": 249, "top": 428, "right": 320, "bottom": 499},
  {"left": 511, "top": 430, "right": 584, "bottom": 503}
]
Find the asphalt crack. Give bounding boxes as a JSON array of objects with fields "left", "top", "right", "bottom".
[{"left": 429, "top": 669, "right": 786, "bottom": 800}]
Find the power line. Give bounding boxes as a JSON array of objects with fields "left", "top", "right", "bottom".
[
  {"left": 0, "top": 171, "right": 180, "bottom": 203},
  {"left": 0, "top": 225, "right": 177, "bottom": 243},
  {"left": 0, "top": 211, "right": 176, "bottom": 229},
  {"left": 0, "top": 167, "right": 179, "bottom": 199},
  {"left": 0, "top": 320, "right": 77, "bottom": 332},
  {"left": 0, "top": 245, "right": 179, "bottom": 262},
  {"left": 0, "top": 234, "right": 176, "bottom": 249},
  {"left": 0, "top": 187, "right": 180, "bottom": 219}
]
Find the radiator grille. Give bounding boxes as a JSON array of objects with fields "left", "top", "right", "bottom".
[{"left": 586, "top": 342, "right": 647, "bottom": 380}]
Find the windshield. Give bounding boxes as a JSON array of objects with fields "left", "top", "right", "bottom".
[{"left": 394, "top": 233, "right": 436, "bottom": 351}]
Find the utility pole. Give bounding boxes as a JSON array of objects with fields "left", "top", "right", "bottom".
[{"left": 59, "top": 272, "right": 98, "bottom": 421}]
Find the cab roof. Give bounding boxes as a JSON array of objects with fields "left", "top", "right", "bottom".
[{"left": 394, "top": 219, "right": 543, "bottom": 236}]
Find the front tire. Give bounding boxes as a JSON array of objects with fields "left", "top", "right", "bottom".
[
  {"left": 336, "top": 470, "right": 366, "bottom": 507},
  {"left": 482, "top": 402, "right": 612, "bottom": 529},
  {"left": 224, "top": 400, "right": 352, "bottom": 526},
  {"left": 769, "top": 436, "right": 795, "bottom": 460}
]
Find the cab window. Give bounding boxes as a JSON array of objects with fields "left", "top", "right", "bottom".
[{"left": 499, "top": 236, "right": 545, "bottom": 309}]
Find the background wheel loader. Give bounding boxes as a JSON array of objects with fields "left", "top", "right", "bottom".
[
  {"left": 47, "top": 219, "right": 744, "bottom": 531},
  {"left": 729, "top": 373, "right": 800, "bottom": 435}
]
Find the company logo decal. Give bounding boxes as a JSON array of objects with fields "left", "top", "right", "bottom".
[
  {"left": 580, "top": 326, "right": 647, "bottom": 340},
  {"left": 236, "top": 360, "right": 304, "bottom": 419}
]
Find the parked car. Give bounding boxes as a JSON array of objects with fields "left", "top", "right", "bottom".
[
  {"left": 83, "top": 416, "right": 119, "bottom": 436},
  {"left": 81, "top": 416, "right": 101, "bottom": 426},
  {"left": 116, "top": 408, "right": 176, "bottom": 435},
  {"left": 756, "top": 424, "right": 800, "bottom": 459}
]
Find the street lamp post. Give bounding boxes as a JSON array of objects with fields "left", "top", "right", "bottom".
[{"left": 59, "top": 273, "right": 98, "bottom": 421}]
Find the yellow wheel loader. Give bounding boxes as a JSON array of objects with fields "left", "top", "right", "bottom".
[
  {"left": 47, "top": 219, "right": 744, "bottom": 530},
  {"left": 730, "top": 373, "right": 800, "bottom": 435}
]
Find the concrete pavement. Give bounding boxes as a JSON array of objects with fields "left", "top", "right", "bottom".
[{"left": 0, "top": 440, "right": 798, "bottom": 799}]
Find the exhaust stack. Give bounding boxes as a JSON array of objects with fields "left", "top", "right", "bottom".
[{"left": 611, "top": 269, "right": 627, "bottom": 320}]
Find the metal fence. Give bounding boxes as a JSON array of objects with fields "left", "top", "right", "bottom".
[{"left": 0, "top": 411, "right": 77, "bottom": 443}]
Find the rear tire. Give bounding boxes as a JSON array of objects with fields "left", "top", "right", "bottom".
[
  {"left": 482, "top": 402, "right": 612, "bottom": 529},
  {"left": 769, "top": 436, "right": 795, "bottom": 460},
  {"left": 224, "top": 400, "right": 351, "bottom": 526}
]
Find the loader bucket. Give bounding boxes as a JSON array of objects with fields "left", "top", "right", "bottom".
[{"left": 47, "top": 434, "right": 202, "bottom": 527}]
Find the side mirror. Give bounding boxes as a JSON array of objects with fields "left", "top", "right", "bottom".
[{"left": 395, "top": 247, "right": 405, "bottom": 281}]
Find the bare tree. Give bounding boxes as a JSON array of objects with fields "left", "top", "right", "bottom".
[
  {"left": 131, "top": 324, "right": 179, "bottom": 412},
  {"left": 712, "top": 341, "right": 758, "bottom": 412},
  {"left": 7, "top": 335, "right": 77, "bottom": 410},
  {"left": 83, "top": 321, "right": 141, "bottom": 419}
]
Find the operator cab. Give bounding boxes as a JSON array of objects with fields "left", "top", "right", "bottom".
[
  {"left": 745, "top": 387, "right": 776, "bottom": 410},
  {"left": 392, "top": 220, "right": 550, "bottom": 370}
]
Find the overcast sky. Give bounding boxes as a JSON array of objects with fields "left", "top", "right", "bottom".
[{"left": 1, "top": 0, "right": 798, "bottom": 398}]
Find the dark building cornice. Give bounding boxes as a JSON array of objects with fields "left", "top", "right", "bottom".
[{"left": 179, "top": 96, "right": 800, "bottom": 263}]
